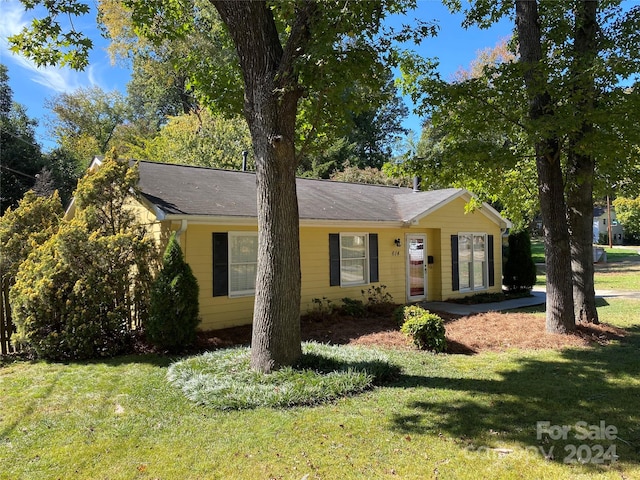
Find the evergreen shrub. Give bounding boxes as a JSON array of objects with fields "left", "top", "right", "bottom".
[{"left": 146, "top": 234, "right": 200, "bottom": 351}]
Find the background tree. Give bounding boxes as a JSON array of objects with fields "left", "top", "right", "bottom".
[
  {"left": 613, "top": 196, "right": 640, "bottom": 244},
  {"left": 127, "top": 109, "right": 253, "bottom": 169},
  {"left": 0, "top": 64, "right": 44, "bottom": 214},
  {"left": 41, "top": 147, "right": 83, "bottom": 207},
  {"left": 297, "top": 73, "right": 409, "bottom": 176},
  {"left": 46, "top": 86, "right": 131, "bottom": 163},
  {"left": 147, "top": 233, "right": 200, "bottom": 352},
  {"left": 330, "top": 164, "right": 412, "bottom": 187}
]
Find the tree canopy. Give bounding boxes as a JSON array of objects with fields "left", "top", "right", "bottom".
[
  {"left": 0, "top": 64, "right": 44, "bottom": 214},
  {"left": 9, "top": 0, "right": 428, "bottom": 372},
  {"left": 398, "top": 0, "right": 640, "bottom": 331}
]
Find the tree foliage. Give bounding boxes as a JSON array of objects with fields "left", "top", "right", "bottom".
[
  {"left": 10, "top": 152, "right": 155, "bottom": 360},
  {"left": 612, "top": 196, "right": 640, "bottom": 242},
  {"left": 46, "top": 86, "right": 131, "bottom": 162},
  {"left": 0, "top": 190, "right": 64, "bottom": 282},
  {"left": 128, "top": 109, "right": 252, "bottom": 169},
  {"left": 147, "top": 233, "right": 200, "bottom": 351},
  {"left": 0, "top": 64, "right": 44, "bottom": 214}
]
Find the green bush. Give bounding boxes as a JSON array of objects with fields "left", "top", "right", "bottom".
[
  {"left": 146, "top": 234, "right": 200, "bottom": 351},
  {"left": 398, "top": 305, "right": 446, "bottom": 352},
  {"left": 394, "top": 304, "right": 427, "bottom": 327},
  {"left": 9, "top": 153, "right": 154, "bottom": 360},
  {"left": 340, "top": 297, "right": 367, "bottom": 317},
  {"left": 10, "top": 222, "right": 150, "bottom": 359}
]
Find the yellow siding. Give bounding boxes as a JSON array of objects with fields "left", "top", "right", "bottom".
[
  {"left": 299, "top": 227, "right": 407, "bottom": 316},
  {"left": 128, "top": 195, "right": 505, "bottom": 331},
  {"left": 412, "top": 197, "right": 504, "bottom": 300},
  {"left": 183, "top": 224, "right": 257, "bottom": 331}
]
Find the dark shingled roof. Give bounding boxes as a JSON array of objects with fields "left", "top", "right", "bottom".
[{"left": 136, "top": 161, "right": 468, "bottom": 223}]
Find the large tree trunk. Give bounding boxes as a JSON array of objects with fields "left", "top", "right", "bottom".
[
  {"left": 567, "top": 0, "right": 599, "bottom": 324},
  {"left": 516, "top": 0, "right": 575, "bottom": 333},
  {"left": 213, "top": 1, "right": 315, "bottom": 372}
]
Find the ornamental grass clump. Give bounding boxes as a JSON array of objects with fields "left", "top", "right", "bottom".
[
  {"left": 167, "top": 342, "right": 398, "bottom": 409},
  {"left": 398, "top": 305, "right": 447, "bottom": 352}
]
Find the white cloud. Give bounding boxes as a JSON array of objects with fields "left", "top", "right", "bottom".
[{"left": 0, "top": 0, "right": 99, "bottom": 93}]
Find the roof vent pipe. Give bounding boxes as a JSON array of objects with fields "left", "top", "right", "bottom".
[
  {"left": 412, "top": 176, "right": 421, "bottom": 192},
  {"left": 242, "top": 150, "right": 248, "bottom": 171}
]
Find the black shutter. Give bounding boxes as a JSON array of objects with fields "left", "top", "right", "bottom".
[
  {"left": 488, "top": 234, "right": 495, "bottom": 287},
  {"left": 212, "top": 233, "right": 228, "bottom": 297},
  {"left": 451, "top": 235, "right": 459, "bottom": 291},
  {"left": 329, "top": 234, "right": 340, "bottom": 286},
  {"left": 369, "top": 233, "right": 379, "bottom": 283}
]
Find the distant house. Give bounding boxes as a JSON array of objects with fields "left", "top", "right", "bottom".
[
  {"left": 75, "top": 159, "right": 512, "bottom": 331},
  {"left": 593, "top": 206, "right": 624, "bottom": 245}
]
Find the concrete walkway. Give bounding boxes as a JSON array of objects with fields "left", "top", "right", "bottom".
[
  {"left": 421, "top": 286, "right": 640, "bottom": 316},
  {"left": 421, "top": 290, "right": 546, "bottom": 316}
]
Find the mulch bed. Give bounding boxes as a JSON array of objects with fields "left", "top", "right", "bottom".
[{"left": 196, "top": 310, "right": 627, "bottom": 355}]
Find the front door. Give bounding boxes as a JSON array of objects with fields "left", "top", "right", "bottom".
[{"left": 406, "top": 234, "right": 427, "bottom": 301}]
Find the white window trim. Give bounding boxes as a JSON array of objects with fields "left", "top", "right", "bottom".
[
  {"left": 458, "top": 232, "right": 488, "bottom": 293},
  {"left": 228, "top": 231, "right": 258, "bottom": 297},
  {"left": 339, "top": 232, "right": 369, "bottom": 287}
]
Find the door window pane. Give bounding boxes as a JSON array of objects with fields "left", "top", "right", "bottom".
[{"left": 408, "top": 237, "right": 425, "bottom": 297}]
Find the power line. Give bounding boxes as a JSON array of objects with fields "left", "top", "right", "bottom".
[
  {"left": 0, "top": 164, "right": 37, "bottom": 180},
  {"left": 1, "top": 128, "right": 42, "bottom": 150}
]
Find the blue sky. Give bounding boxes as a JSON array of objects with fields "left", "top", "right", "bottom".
[{"left": 0, "top": 0, "right": 514, "bottom": 151}]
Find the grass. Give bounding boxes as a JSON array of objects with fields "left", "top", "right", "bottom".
[
  {"left": 167, "top": 342, "right": 397, "bottom": 409},
  {"left": 1, "top": 298, "right": 639, "bottom": 479},
  {"left": 531, "top": 242, "right": 640, "bottom": 292}
]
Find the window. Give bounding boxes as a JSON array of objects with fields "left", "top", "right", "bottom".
[
  {"left": 228, "top": 232, "right": 258, "bottom": 296},
  {"left": 329, "top": 233, "right": 378, "bottom": 287},
  {"left": 212, "top": 232, "right": 259, "bottom": 297},
  {"left": 340, "top": 234, "right": 368, "bottom": 285},
  {"left": 455, "top": 233, "right": 489, "bottom": 291}
]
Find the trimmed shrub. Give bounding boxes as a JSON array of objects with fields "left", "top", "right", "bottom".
[
  {"left": 398, "top": 305, "right": 446, "bottom": 352},
  {"left": 503, "top": 230, "right": 537, "bottom": 292},
  {"left": 340, "top": 297, "right": 367, "bottom": 317},
  {"left": 146, "top": 234, "right": 200, "bottom": 351}
]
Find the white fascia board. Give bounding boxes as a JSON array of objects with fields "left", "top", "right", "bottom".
[
  {"left": 160, "top": 215, "right": 404, "bottom": 229},
  {"left": 161, "top": 215, "right": 258, "bottom": 226},
  {"left": 407, "top": 189, "right": 512, "bottom": 229}
]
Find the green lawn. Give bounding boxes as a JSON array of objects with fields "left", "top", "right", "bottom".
[
  {"left": 531, "top": 241, "right": 640, "bottom": 292},
  {"left": 2, "top": 299, "right": 639, "bottom": 479}
]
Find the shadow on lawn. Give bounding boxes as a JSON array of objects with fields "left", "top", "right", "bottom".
[{"left": 388, "top": 329, "right": 640, "bottom": 470}]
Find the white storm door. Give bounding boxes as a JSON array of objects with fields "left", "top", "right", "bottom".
[{"left": 406, "top": 234, "right": 427, "bottom": 301}]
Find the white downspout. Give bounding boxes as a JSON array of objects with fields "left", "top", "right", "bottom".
[{"left": 175, "top": 219, "right": 188, "bottom": 251}]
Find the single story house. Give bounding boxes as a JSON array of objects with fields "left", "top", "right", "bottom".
[{"left": 80, "top": 159, "right": 512, "bottom": 331}]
